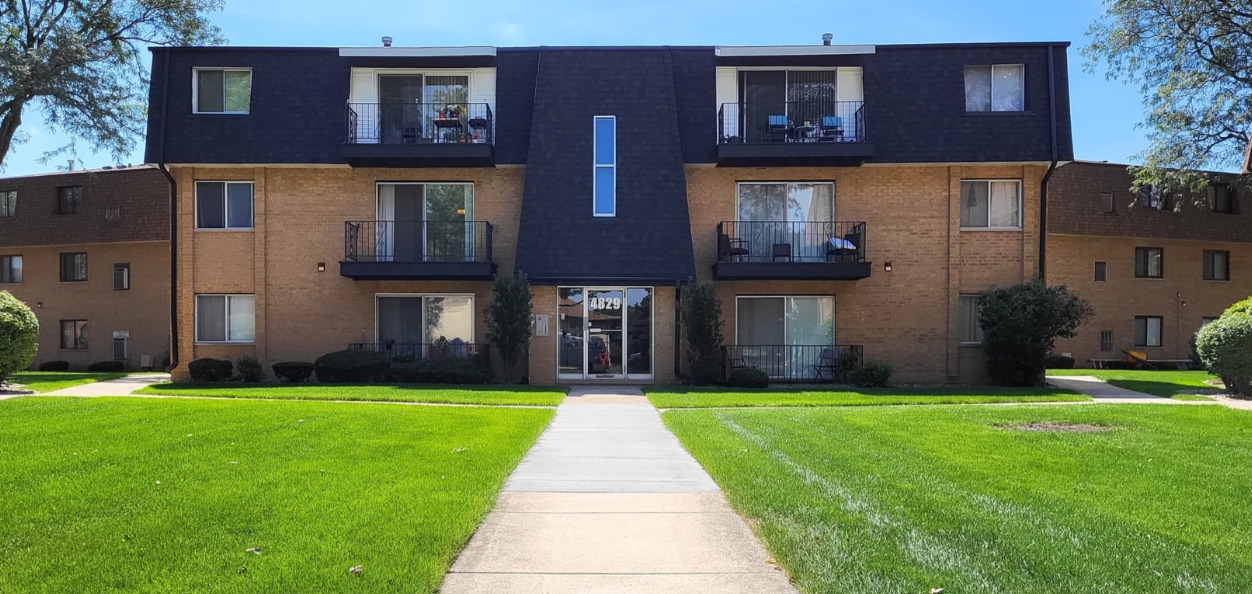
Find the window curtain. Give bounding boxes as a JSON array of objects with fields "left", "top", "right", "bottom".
[
  {"left": 988, "top": 182, "right": 1020, "bottom": 227},
  {"left": 991, "top": 66, "right": 1024, "bottom": 111},
  {"left": 424, "top": 296, "right": 473, "bottom": 343},
  {"left": 786, "top": 71, "right": 837, "bottom": 129},
  {"left": 228, "top": 296, "right": 256, "bottom": 342},
  {"left": 964, "top": 66, "right": 991, "bottom": 112},
  {"left": 376, "top": 185, "right": 396, "bottom": 261},
  {"left": 196, "top": 296, "right": 226, "bottom": 342},
  {"left": 737, "top": 297, "right": 833, "bottom": 378}
]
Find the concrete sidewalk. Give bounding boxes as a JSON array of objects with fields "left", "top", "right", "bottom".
[
  {"left": 43, "top": 374, "right": 170, "bottom": 397},
  {"left": 442, "top": 387, "right": 795, "bottom": 593}
]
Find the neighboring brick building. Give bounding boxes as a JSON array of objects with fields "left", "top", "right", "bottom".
[
  {"left": 1046, "top": 161, "right": 1252, "bottom": 365},
  {"left": 145, "top": 39, "right": 1072, "bottom": 384},
  {"left": 0, "top": 165, "right": 170, "bottom": 370}
]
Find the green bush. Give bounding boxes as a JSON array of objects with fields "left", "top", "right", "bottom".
[
  {"left": 236, "top": 355, "right": 263, "bottom": 382},
  {"left": 38, "top": 361, "right": 70, "bottom": 372},
  {"left": 1196, "top": 310, "right": 1252, "bottom": 396},
  {"left": 979, "top": 279, "right": 1093, "bottom": 386},
  {"left": 187, "top": 358, "right": 233, "bottom": 382},
  {"left": 393, "top": 358, "right": 491, "bottom": 384},
  {"left": 314, "top": 349, "right": 389, "bottom": 383},
  {"left": 87, "top": 361, "right": 124, "bottom": 372},
  {"left": 1044, "top": 355, "right": 1075, "bottom": 369},
  {"left": 728, "top": 367, "right": 769, "bottom": 388},
  {"left": 271, "top": 361, "right": 314, "bottom": 383},
  {"left": 682, "top": 283, "right": 725, "bottom": 385},
  {"left": 850, "top": 361, "right": 893, "bottom": 388},
  {"left": 0, "top": 291, "right": 39, "bottom": 387}
]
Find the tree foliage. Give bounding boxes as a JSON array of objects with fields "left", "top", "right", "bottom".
[
  {"left": 978, "top": 279, "right": 1093, "bottom": 387},
  {"left": 681, "top": 283, "right": 724, "bottom": 385},
  {"left": 485, "top": 273, "right": 533, "bottom": 383},
  {"left": 1196, "top": 296, "right": 1252, "bottom": 396},
  {"left": 0, "top": 0, "right": 224, "bottom": 167},
  {"left": 1084, "top": 0, "right": 1252, "bottom": 195},
  {"left": 0, "top": 290, "right": 39, "bottom": 386}
]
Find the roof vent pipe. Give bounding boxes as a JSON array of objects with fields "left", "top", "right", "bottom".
[
  {"left": 822, "top": 33, "right": 833, "bottom": 46},
  {"left": 381, "top": 36, "right": 393, "bottom": 48}
]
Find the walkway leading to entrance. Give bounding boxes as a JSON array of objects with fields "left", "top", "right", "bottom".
[
  {"left": 442, "top": 386, "right": 796, "bottom": 593},
  {"left": 43, "top": 374, "right": 171, "bottom": 397},
  {"left": 1047, "top": 375, "right": 1252, "bottom": 411}
]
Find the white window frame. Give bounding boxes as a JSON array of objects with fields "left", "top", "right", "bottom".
[
  {"left": 0, "top": 254, "right": 20, "bottom": 284},
  {"left": 965, "top": 64, "right": 1025, "bottom": 112},
  {"left": 371, "top": 70, "right": 475, "bottom": 101},
  {"left": 960, "top": 179, "right": 1023, "bottom": 230},
  {"left": 113, "top": 262, "right": 130, "bottom": 290},
  {"left": 192, "top": 67, "right": 253, "bottom": 115},
  {"left": 593, "top": 115, "right": 616, "bottom": 217},
  {"left": 958, "top": 294, "right": 984, "bottom": 345},
  {"left": 195, "top": 181, "right": 255, "bottom": 231},
  {"left": 0, "top": 190, "right": 15, "bottom": 217},
  {"left": 194, "top": 294, "right": 256, "bottom": 344},
  {"left": 732, "top": 295, "right": 836, "bottom": 344},
  {"left": 374, "top": 293, "right": 476, "bottom": 343}
]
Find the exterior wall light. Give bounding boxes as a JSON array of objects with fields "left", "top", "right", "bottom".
[
  {"left": 317, "top": 262, "right": 326, "bottom": 272},
  {"left": 884, "top": 262, "right": 893, "bottom": 272}
]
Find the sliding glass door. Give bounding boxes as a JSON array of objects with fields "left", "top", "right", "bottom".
[
  {"left": 376, "top": 183, "right": 474, "bottom": 262},
  {"left": 376, "top": 295, "right": 474, "bottom": 360},
  {"left": 736, "top": 182, "right": 834, "bottom": 262},
  {"left": 736, "top": 296, "right": 834, "bottom": 378}
]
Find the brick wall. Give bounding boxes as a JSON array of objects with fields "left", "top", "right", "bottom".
[{"left": 0, "top": 166, "right": 168, "bottom": 247}]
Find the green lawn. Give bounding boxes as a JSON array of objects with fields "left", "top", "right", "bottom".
[
  {"left": 136, "top": 382, "right": 566, "bottom": 406},
  {"left": 646, "top": 386, "right": 1088, "bottom": 408},
  {"left": 1047, "top": 369, "right": 1221, "bottom": 399},
  {"left": 5, "top": 371, "right": 128, "bottom": 393},
  {"left": 664, "top": 404, "right": 1252, "bottom": 593},
  {"left": 0, "top": 396, "right": 552, "bottom": 592}
]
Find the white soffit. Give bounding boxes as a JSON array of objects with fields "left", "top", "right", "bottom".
[
  {"left": 339, "top": 46, "right": 497, "bottom": 57},
  {"left": 716, "top": 45, "right": 876, "bottom": 57}
]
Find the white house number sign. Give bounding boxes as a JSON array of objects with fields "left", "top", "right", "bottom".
[{"left": 588, "top": 297, "right": 622, "bottom": 310}]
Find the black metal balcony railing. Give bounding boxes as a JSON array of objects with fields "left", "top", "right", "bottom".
[
  {"left": 718, "top": 101, "right": 866, "bottom": 144},
  {"left": 349, "top": 342, "right": 488, "bottom": 364},
  {"left": 717, "top": 221, "right": 866, "bottom": 264},
  {"left": 344, "top": 220, "right": 493, "bottom": 263},
  {"left": 725, "top": 344, "right": 864, "bottom": 383},
  {"left": 346, "top": 102, "right": 494, "bottom": 145}
]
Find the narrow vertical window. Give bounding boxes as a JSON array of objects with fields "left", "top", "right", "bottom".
[
  {"left": 113, "top": 263, "right": 130, "bottom": 290},
  {"left": 593, "top": 116, "right": 616, "bottom": 217},
  {"left": 1099, "top": 191, "right": 1114, "bottom": 213},
  {"left": 1094, "top": 261, "right": 1107, "bottom": 282},
  {"left": 0, "top": 190, "right": 15, "bottom": 217},
  {"left": 0, "top": 255, "right": 20, "bottom": 283}
]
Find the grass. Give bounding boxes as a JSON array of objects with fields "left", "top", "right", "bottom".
[
  {"left": 136, "top": 382, "right": 566, "bottom": 406},
  {"left": 645, "top": 385, "right": 1089, "bottom": 408},
  {"left": 5, "top": 371, "right": 128, "bottom": 393},
  {"left": 1047, "top": 368, "right": 1221, "bottom": 399},
  {"left": 663, "top": 404, "right": 1252, "bottom": 593},
  {"left": 0, "top": 396, "right": 553, "bottom": 592}
]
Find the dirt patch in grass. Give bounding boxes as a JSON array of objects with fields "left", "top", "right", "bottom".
[{"left": 999, "top": 422, "right": 1112, "bottom": 433}]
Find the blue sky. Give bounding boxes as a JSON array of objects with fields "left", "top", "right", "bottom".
[{"left": 2, "top": 0, "right": 1148, "bottom": 175}]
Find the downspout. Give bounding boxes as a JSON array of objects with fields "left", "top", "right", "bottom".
[
  {"left": 156, "top": 49, "right": 179, "bottom": 372},
  {"left": 1038, "top": 44, "right": 1059, "bottom": 281},
  {"left": 673, "top": 280, "right": 688, "bottom": 381}
]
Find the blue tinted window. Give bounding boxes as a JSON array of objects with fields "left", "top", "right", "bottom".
[
  {"left": 593, "top": 116, "right": 615, "bottom": 216},
  {"left": 594, "top": 117, "right": 615, "bottom": 165},
  {"left": 594, "top": 167, "right": 614, "bottom": 216}
]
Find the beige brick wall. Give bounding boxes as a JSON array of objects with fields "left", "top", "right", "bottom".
[
  {"left": 1, "top": 241, "right": 169, "bottom": 370},
  {"left": 1048, "top": 234, "right": 1252, "bottom": 364},
  {"left": 685, "top": 163, "right": 1044, "bottom": 384},
  {"left": 169, "top": 165, "right": 523, "bottom": 380}
]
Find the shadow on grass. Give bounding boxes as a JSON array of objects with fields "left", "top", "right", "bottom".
[
  {"left": 645, "top": 385, "right": 1073, "bottom": 397},
  {"left": 12, "top": 373, "right": 125, "bottom": 383},
  {"left": 1106, "top": 379, "right": 1218, "bottom": 398},
  {"left": 147, "top": 382, "right": 568, "bottom": 393}
]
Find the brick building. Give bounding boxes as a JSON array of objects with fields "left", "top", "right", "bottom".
[
  {"left": 0, "top": 165, "right": 170, "bottom": 370},
  {"left": 145, "top": 39, "right": 1073, "bottom": 384}
]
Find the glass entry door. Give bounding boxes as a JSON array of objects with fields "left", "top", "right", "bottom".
[{"left": 558, "top": 287, "right": 653, "bottom": 380}]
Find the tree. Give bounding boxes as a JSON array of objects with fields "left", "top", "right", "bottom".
[
  {"left": 485, "top": 273, "right": 532, "bottom": 383},
  {"left": 1196, "top": 296, "right": 1252, "bottom": 396},
  {"left": 681, "top": 283, "right": 724, "bottom": 385},
  {"left": 0, "top": 0, "right": 224, "bottom": 167},
  {"left": 1084, "top": 0, "right": 1252, "bottom": 196},
  {"left": 0, "top": 291, "right": 38, "bottom": 387},
  {"left": 978, "top": 279, "right": 1093, "bottom": 387}
]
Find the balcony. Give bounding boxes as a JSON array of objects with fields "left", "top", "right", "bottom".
[
  {"left": 726, "top": 344, "right": 865, "bottom": 383},
  {"left": 349, "top": 342, "right": 489, "bottom": 364},
  {"left": 713, "top": 221, "right": 870, "bottom": 281},
  {"left": 340, "top": 220, "right": 496, "bottom": 280},
  {"left": 717, "top": 101, "right": 873, "bottom": 167},
  {"left": 341, "top": 102, "right": 494, "bottom": 167}
]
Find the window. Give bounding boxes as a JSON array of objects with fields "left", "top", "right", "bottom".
[
  {"left": 964, "top": 64, "right": 1024, "bottom": 112},
  {"left": 1134, "top": 316, "right": 1163, "bottom": 347},
  {"left": 1201, "top": 316, "right": 1219, "bottom": 327},
  {"left": 374, "top": 183, "right": 475, "bottom": 261},
  {"left": 735, "top": 182, "right": 836, "bottom": 262},
  {"left": 1100, "top": 330, "right": 1114, "bottom": 352},
  {"left": 195, "top": 294, "right": 256, "bottom": 343},
  {"left": 1137, "top": 185, "right": 1169, "bottom": 210},
  {"left": 376, "top": 295, "right": 475, "bottom": 346},
  {"left": 0, "top": 255, "right": 20, "bottom": 283},
  {"left": 1208, "top": 183, "right": 1235, "bottom": 213},
  {"left": 194, "top": 68, "right": 251, "bottom": 114},
  {"left": 105, "top": 205, "right": 121, "bottom": 224},
  {"left": 1204, "top": 250, "right": 1230, "bottom": 281},
  {"left": 1099, "top": 191, "right": 1114, "bottom": 213},
  {"left": 59, "top": 252, "right": 87, "bottom": 282},
  {"left": 113, "top": 263, "right": 130, "bottom": 290},
  {"left": 113, "top": 336, "right": 129, "bottom": 360},
  {"left": 593, "top": 116, "right": 615, "bottom": 217},
  {"left": 960, "top": 180, "right": 1021, "bottom": 229},
  {"left": 195, "top": 181, "right": 254, "bottom": 230},
  {"left": 0, "top": 190, "right": 14, "bottom": 217},
  {"left": 1094, "top": 261, "right": 1107, "bottom": 282},
  {"left": 60, "top": 320, "right": 88, "bottom": 350},
  {"left": 958, "top": 295, "right": 984, "bottom": 344},
  {"left": 1134, "top": 247, "right": 1163, "bottom": 278},
  {"left": 57, "top": 186, "right": 81, "bottom": 214}
]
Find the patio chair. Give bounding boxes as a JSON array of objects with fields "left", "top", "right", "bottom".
[
  {"left": 813, "top": 348, "right": 839, "bottom": 382},
  {"left": 772, "top": 243, "right": 793, "bottom": 262},
  {"left": 827, "top": 231, "right": 861, "bottom": 261},
  {"left": 718, "top": 231, "right": 750, "bottom": 262},
  {"left": 819, "top": 116, "right": 844, "bottom": 142},
  {"left": 768, "top": 114, "right": 788, "bottom": 141}
]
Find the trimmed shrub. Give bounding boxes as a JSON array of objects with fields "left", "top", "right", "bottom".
[
  {"left": 236, "top": 355, "right": 263, "bottom": 382},
  {"left": 188, "top": 358, "right": 233, "bottom": 382},
  {"left": 978, "top": 280, "right": 1093, "bottom": 386},
  {"left": 414, "top": 358, "right": 491, "bottom": 384},
  {"left": 314, "top": 349, "right": 389, "bottom": 383},
  {"left": 728, "top": 367, "right": 769, "bottom": 388},
  {"left": 272, "top": 361, "right": 314, "bottom": 383},
  {"left": 38, "top": 360, "right": 70, "bottom": 372},
  {"left": 850, "top": 361, "right": 893, "bottom": 388},
  {"left": 0, "top": 291, "right": 39, "bottom": 387},
  {"left": 1043, "top": 355, "right": 1075, "bottom": 369},
  {"left": 1196, "top": 310, "right": 1252, "bottom": 396},
  {"left": 87, "top": 360, "right": 124, "bottom": 373},
  {"left": 682, "top": 283, "right": 725, "bottom": 385}
]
